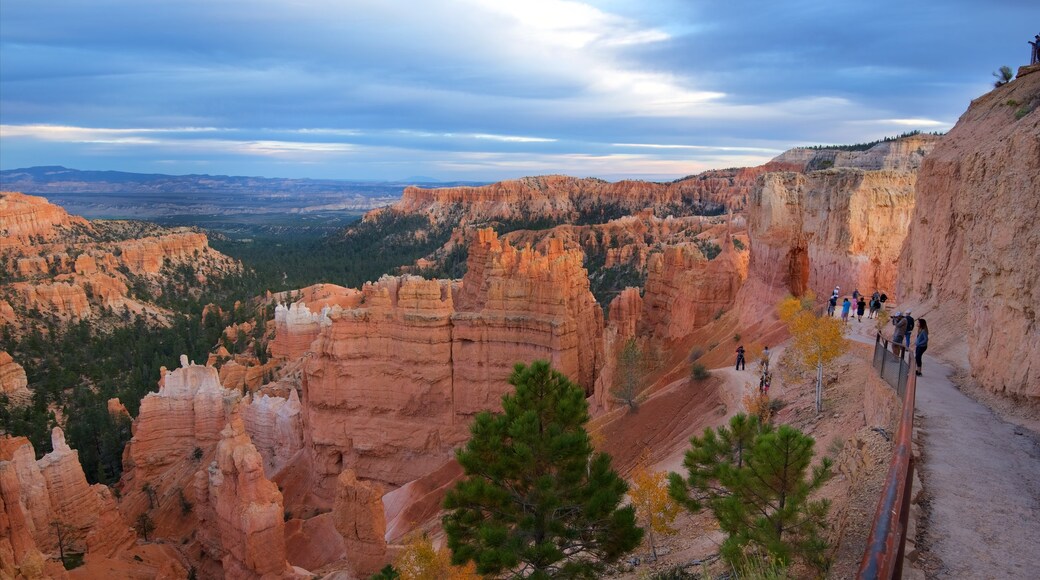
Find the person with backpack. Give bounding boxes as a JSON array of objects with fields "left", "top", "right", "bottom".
[
  {"left": 891, "top": 311, "right": 907, "bottom": 357},
  {"left": 841, "top": 297, "right": 852, "bottom": 323},
  {"left": 903, "top": 310, "right": 915, "bottom": 347},
  {"left": 869, "top": 295, "right": 881, "bottom": 319},
  {"left": 735, "top": 345, "right": 746, "bottom": 370},
  {"left": 914, "top": 319, "right": 929, "bottom": 376},
  {"left": 856, "top": 295, "right": 867, "bottom": 321},
  {"left": 827, "top": 294, "right": 838, "bottom": 317}
]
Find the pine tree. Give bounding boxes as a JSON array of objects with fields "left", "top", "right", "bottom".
[
  {"left": 612, "top": 338, "right": 644, "bottom": 410},
  {"left": 443, "top": 360, "right": 642, "bottom": 579},
  {"left": 668, "top": 413, "right": 833, "bottom": 573}
]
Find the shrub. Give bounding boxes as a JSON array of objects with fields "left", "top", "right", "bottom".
[
  {"left": 733, "top": 333, "right": 741, "bottom": 342},
  {"left": 691, "top": 363, "right": 711, "bottom": 381}
]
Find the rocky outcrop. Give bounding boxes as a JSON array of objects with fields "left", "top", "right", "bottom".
[
  {"left": 303, "top": 229, "right": 603, "bottom": 488},
  {"left": 393, "top": 164, "right": 800, "bottom": 224},
  {"left": 0, "top": 192, "right": 91, "bottom": 248},
  {"left": 0, "top": 430, "right": 136, "bottom": 575},
  {"left": 747, "top": 169, "right": 917, "bottom": 299},
  {"left": 195, "top": 416, "right": 294, "bottom": 579},
  {"left": 125, "top": 358, "right": 238, "bottom": 482},
  {"left": 0, "top": 351, "right": 30, "bottom": 402},
  {"left": 13, "top": 281, "right": 92, "bottom": 319},
  {"left": 332, "top": 469, "right": 386, "bottom": 576},
  {"left": 772, "top": 134, "right": 941, "bottom": 172},
  {"left": 640, "top": 240, "right": 749, "bottom": 341},
  {"left": 240, "top": 390, "right": 305, "bottom": 479},
  {"left": 899, "top": 67, "right": 1040, "bottom": 397}
]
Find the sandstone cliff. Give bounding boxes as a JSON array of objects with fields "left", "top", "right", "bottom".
[
  {"left": 0, "top": 192, "right": 239, "bottom": 330},
  {"left": 898, "top": 65, "right": 1040, "bottom": 397},
  {"left": 747, "top": 168, "right": 917, "bottom": 299},
  {"left": 772, "top": 133, "right": 940, "bottom": 172},
  {"left": 393, "top": 163, "right": 800, "bottom": 225},
  {"left": 302, "top": 229, "right": 603, "bottom": 488},
  {"left": 0, "top": 351, "right": 30, "bottom": 403}
]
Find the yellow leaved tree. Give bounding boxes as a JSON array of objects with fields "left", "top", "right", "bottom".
[
  {"left": 778, "top": 292, "right": 849, "bottom": 412},
  {"left": 628, "top": 448, "right": 681, "bottom": 561},
  {"left": 395, "top": 534, "right": 479, "bottom": 580}
]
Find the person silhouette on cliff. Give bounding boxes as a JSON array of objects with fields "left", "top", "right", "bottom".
[
  {"left": 735, "top": 345, "right": 746, "bottom": 370},
  {"left": 1030, "top": 34, "right": 1040, "bottom": 65}
]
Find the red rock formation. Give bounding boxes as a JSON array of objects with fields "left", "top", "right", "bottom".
[
  {"left": 0, "top": 192, "right": 91, "bottom": 249},
  {"left": 303, "top": 229, "right": 603, "bottom": 488},
  {"left": 0, "top": 351, "right": 30, "bottom": 403},
  {"left": 195, "top": 415, "right": 294, "bottom": 578},
  {"left": 393, "top": 164, "right": 800, "bottom": 224},
  {"left": 13, "top": 281, "right": 91, "bottom": 319},
  {"left": 240, "top": 390, "right": 305, "bottom": 478},
  {"left": 125, "top": 359, "right": 237, "bottom": 482},
  {"left": 640, "top": 240, "right": 749, "bottom": 341},
  {"left": 898, "top": 65, "right": 1040, "bottom": 397},
  {"left": 332, "top": 469, "right": 387, "bottom": 576},
  {"left": 747, "top": 169, "right": 917, "bottom": 299},
  {"left": 0, "top": 430, "right": 136, "bottom": 576}
]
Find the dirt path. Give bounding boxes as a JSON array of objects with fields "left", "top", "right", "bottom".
[{"left": 845, "top": 316, "right": 1040, "bottom": 579}]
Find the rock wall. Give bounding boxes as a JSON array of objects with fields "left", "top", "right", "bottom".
[
  {"left": 303, "top": 229, "right": 603, "bottom": 488},
  {"left": 332, "top": 469, "right": 386, "bottom": 577},
  {"left": 0, "top": 351, "right": 30, "bottom": 402},
  {"left": 747, "top": 169, "right": 917, "bottom": 299},
  {"left": 0, "top": 192, "right": 91, "bottom": 248},
  {"left": 898, "top": 65, "right": 1040, "bottom": 397},
  {"left": 393, "top": 163, "right": 800, "bottom": 224},
  {"left": 0, "top": 429, "right": 136, "bottom": 574},
  {"left": 640, "top": 240, "right": 749, "bottom": 341},
  {"left": 195, "top": 416, "right": 293, "bottom": 579},
  {"left": 240, "top": 391, "right": 305, "bottom": 479}
]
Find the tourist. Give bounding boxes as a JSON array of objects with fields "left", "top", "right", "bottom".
[
  {"left": 857, "top": 295, "right": 867, "bottom": 321},
  {"left": 841, "top": 297, "right": 852, "bottom": 323},
  {"left": 761, "top": 346, "right": 771, "bottom": 373},
  {"left": 735, "top": 345, "right": 746, "bottom": 370},
  {"left": 892, "top": 311, "right": 907, "bottom": 357},
  {"left": 852, "top": 289, "right": 860, "bottom": 301},
  {"left": 869, "top": 295, "right": 881, "bottom": 319},
  {"left": 914, "top": 319, "right": 929, "bottom": 376},
  {"left": 903, "top": 309, "right": 915, "bottom": 348},
  {"left": 828, "top": 293, "right": 838, "bottom": 317}
]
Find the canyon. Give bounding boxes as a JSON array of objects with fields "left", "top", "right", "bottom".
[{"left": 4, "top": 97, "right": 1037, "bottom": 578}]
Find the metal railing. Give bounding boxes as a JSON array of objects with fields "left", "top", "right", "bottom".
[
  {"left": 872, "top": 332, "right": 910, "bottom": 397},
  {"left": 859, "top": 337, "right": 918, "bottom": 579}
]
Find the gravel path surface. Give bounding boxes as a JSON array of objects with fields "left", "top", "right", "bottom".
[{"left": 912, "top": 353, "right": 1040, "bottom": 579}]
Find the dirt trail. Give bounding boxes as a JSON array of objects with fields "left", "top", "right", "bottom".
[{"left": 846, "top": 315, "right": 1040, "bottom": 579}]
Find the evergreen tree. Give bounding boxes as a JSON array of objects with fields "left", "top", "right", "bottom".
[
  {"left": 443, "top": 360, "right": 642, "bottom": 579},
  {"left": 612, "top": 337, "right": 644, "bottom": 410},
  {"left": 668, "top": 413, "right": 833, "bottom": 573}
]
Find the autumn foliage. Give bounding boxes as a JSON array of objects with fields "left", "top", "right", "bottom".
[
  {"left": 778, "top": 292, "right": 848, "bottom": 375},
  {"left": 394, "top": 535, "right": 478, "bottom": 580},
  {"left": 628, "top": 449, "right": 681, "bottom": 560}
]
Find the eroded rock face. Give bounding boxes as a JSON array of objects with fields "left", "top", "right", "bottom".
[
  {"left": 0, "top": 430, "right": 136, "bottom": 575},
  {"left": 747, "top": 169, "right": 917, "bottom": 299},
  {"left": 772, "top": 134, "right": 941, "bottom": 172},
  {"left": 126, "top": 360, "right": 239, "bottom": 482},
  {"left": 0, "top": 192, "right": 91, "bottom": 248},
  {"left": 640, "top": 240, "right": 749, "bottom": 341},
  {"left": 196, "top": 416, "right": 292, "bottom": 579},
  {"left": 394, "top": 164, "right": 800, "bottom": 224},
  {"left": 0, "top": 351, "right": 30, "bottom": 402},
  {"left": 332, "top": 469, "right": 386, "bottom": 577},
  {"left": 899, "top": 68, "right": 1040, "bottom": 397},
  {"left": 240, "top": 390, "right": 305, "bottom": 479},
  {"left": 303, "top": 229, "right": 603, "bottom": 487}
]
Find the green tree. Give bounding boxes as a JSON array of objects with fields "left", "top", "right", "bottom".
[
  {"left": 993, "top": 65, "right": 1013, "bottom": 87},
  {"left": 443, "top": 360, "right": 642, "bottom": 579},
  {"left": 135, "top": 512, "right": 156, "bottom": 542},
  {"left": 668, "top": 413, "right": 833, "bottom": 574}
]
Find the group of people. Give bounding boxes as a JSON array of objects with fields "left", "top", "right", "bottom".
[
  {"left": 735, "top": 344, "right": 772, "bottom": 394},
  {"left": 890, "top": 310, "right": 929, "bottom": 376},
  {"left": 827, "top": 287, "right": 887, "bottom": 322}
]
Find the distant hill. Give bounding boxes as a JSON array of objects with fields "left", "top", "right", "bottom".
[{"left": 0, "top": 166, "right": 486, "bottom": 220}]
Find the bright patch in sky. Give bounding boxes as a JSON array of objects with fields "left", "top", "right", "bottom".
[{"left": 0, "top": 0, "right": 1035, "bottom": 180}]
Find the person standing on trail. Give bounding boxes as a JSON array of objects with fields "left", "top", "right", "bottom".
[
  {"left": 761, "top": 346, "right": 771, "bottom": 372},
  {"left": 841, "top": 297, "right": 852, "bottom": 323},
  {"left": 869, "top": 295, "right": 881, "bottom": 319},
  {"left": 914, "top": 319, "right": 929, "bottom": 376},
  {"left": 735, "top": 345, "right": 746, "bottom": 370},
  {"left": 903, "top": 310, "right": 915, "bottom": 348},
  {"left": 892, "top": 311, "right": 907, "bottom": 357},
  {"left": 856, "top": 295, "right": 867, "bottom": 321},
  {"left": 852, "top": 289, "right": 860, "bottom": 301},
  {"left": 828, "top": 293, "right": 838, "bottom": 317}
]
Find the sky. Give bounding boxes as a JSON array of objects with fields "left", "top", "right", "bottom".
[{"left": 1, "top": 0, "right": 1037, "bottom": 181}]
